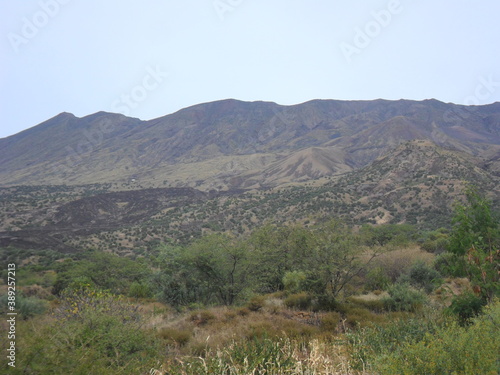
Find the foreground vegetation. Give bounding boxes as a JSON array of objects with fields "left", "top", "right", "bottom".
[{"left": 1, "top": 187, "right": 498, "bottom": 374}]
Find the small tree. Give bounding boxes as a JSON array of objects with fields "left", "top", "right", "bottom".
[
  {"left": 307, "top": 220, "right": 378, "bottom": 299},
  {"left": 185, "top": 234, "right": 250, "bottom": 305},
  {"left": 448, "top": 186, "right": 500, "bottom": 302}
]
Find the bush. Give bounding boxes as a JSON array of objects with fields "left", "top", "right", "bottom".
[
  {"left": 320, "top": 312, "right": 341, "bottom": 331},
  {"left": 189, "top": 310, "right": 216, "bottom": 326},
  {"left": 347, "top": 313, "right": 442, "bottom": 370},
  {"left": 447, "top": 292, "right": 487, "bottom": 326},
  {"left": 433, "top": 251, "right": 467, "bottom": 277},
  {"left": 311, "top": 295, "right": 338, "bottom": 312},
  {"left": 246, "top": 295, "right": 266, "bottom": 312},
  {"left": 365, "top": 266, "right": 390, "bottom": 291},
  {"left": 20, "top": 284, "right": 52, "bottom": 299},
  {"left": 419, "top": 228, "right": 449, "bottom": 253},
  {"left": 398, "top": 261, "right": 442, "bottom": 293},
  {"left": 345, "top": 307, "right": 378, "bottom": 329},
  {"left": 158, "top": 327, "right": 192, "bottom": 347},
  {"left": 12, "top": 287, "right": 161, "bottom": 373},
  {"left": 383, "top": 283, "right": 426, "bottom": 312},
  {"left": 17, "top": 296, "right": 48, "bottom": 319},
  {"left": 284, "top": 292, "right": 312, "bottom": 310},
  {"left": 371, "top": 247, "right": 434, "bottom": 282},
  {"left": 128, "top": 281, "right": 153, "bottom": 299},
  {"left": 283, "top": 271, "right": 306, "bottom": 293},
  {"left": 0, "top": 294, "right": 48, "bottom": 319},
  {"left": 377, "top": 301, "right": 500, "bottom": 375}
]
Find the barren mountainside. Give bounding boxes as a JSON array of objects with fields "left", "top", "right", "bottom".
[{"left": 1, "top": 99, "right": 500, "bottom": 189}]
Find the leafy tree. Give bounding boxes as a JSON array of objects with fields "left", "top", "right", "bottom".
[
  {"left": 248, "top": 224, "right": 313, "bottom": 293},
  {"left": 448, "top": 186, "right": 500, "bottom": 302},
  {"left": 184, "top": 234, "right": 250, "bottom": 305},
  {"left": 283, "top": 271, "right": 307, "bottom": 293},
  {"left": 306, "top": 220, "right": 378, "bottom": 299},
  {"left": 151, "top": 244, "right": 208, "bottom": 306},
  {"left": 360, "top": 224, "right": 418, "bottom": 247}
]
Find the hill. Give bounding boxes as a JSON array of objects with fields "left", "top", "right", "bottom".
[{"left": 1, "top": 140, "right": 498, "bottom": 254}]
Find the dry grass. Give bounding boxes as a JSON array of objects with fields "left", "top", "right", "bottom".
[
  {"left": 433, "top": 277, "right": 471, "bottom": 305},
  {"left": 369, "top": 245, "right": 435, "bottom": 282},
  {"left": 150, "top": 337, "right": 371, "bottom": 375}
]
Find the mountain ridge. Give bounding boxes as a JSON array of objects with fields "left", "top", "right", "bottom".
[{"left": 1, "top": 98, "right": 500, "bottom": 189}]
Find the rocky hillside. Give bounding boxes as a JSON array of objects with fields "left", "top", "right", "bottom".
[{"left": 1, "top": 140, "right": 499, "bottom": 254}]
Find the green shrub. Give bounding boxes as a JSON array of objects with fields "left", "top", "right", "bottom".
[
  {"left": 398, "top": 261, "right": 442, "bottom": 293},
  {"left": 311, "top": 294, "right": 338, "bottom": 312},
  {"left": 347, "top": 313, "right": 442, "bottom": 370},
  {"left": 383, "top": 283, "right": 426, "bottom": 312},
  {"left": 283, "top": 271, "right": 307, "bottom": 293},
  {"left": 0, "top": 294, "right": 48, "bottom": 319},
  {"left": 345, "top": 307, "right": 376, "bottom": 329},
  {"left": 284, "top": 292, "right": 312, "bottom": 310},
  {"left": 17, "top": 296, "right": 48, "bottom": 319},
  {"left": 433, "top": 251, "right": 467, "bottom": 277},
  {"left": 377, "top": 301, "right": 500, "bottom": 375},
  {"left": 365, "top": 266, "right": 390, "bottom": 291},
  {"left": 419, "top": 228, "right": 449, "bottom": 253},
  {"left": 128, "top": 281, "right": 152, "bottom": 299},
  {"left": 447, "top": 291, "right": 487, "bottom": 326},
  {"left": 12, "top": 287, "right": 161, "bottom": 373}
]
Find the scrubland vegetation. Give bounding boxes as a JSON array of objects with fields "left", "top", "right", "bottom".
[{"left": 1, "top": 186, "right": 499, "bottom": 374}]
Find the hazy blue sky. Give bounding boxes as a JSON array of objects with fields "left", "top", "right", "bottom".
[{"left": 1, "top": 0, "right": 499, "bottom": 138}]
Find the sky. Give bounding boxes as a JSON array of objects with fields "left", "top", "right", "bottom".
[{"left": 1, "top": 0, "right": 500, "bottom": 138}]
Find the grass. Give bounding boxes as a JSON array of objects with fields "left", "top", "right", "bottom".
[
  {"left": 375, "top": 300, "right": 500, "bottom": 374},
  {"left": 3, "top": 286, "right": 495, "bottom": 374},
  {"left": 151, "top": 337, "right": 366, "bottom": 375}
]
